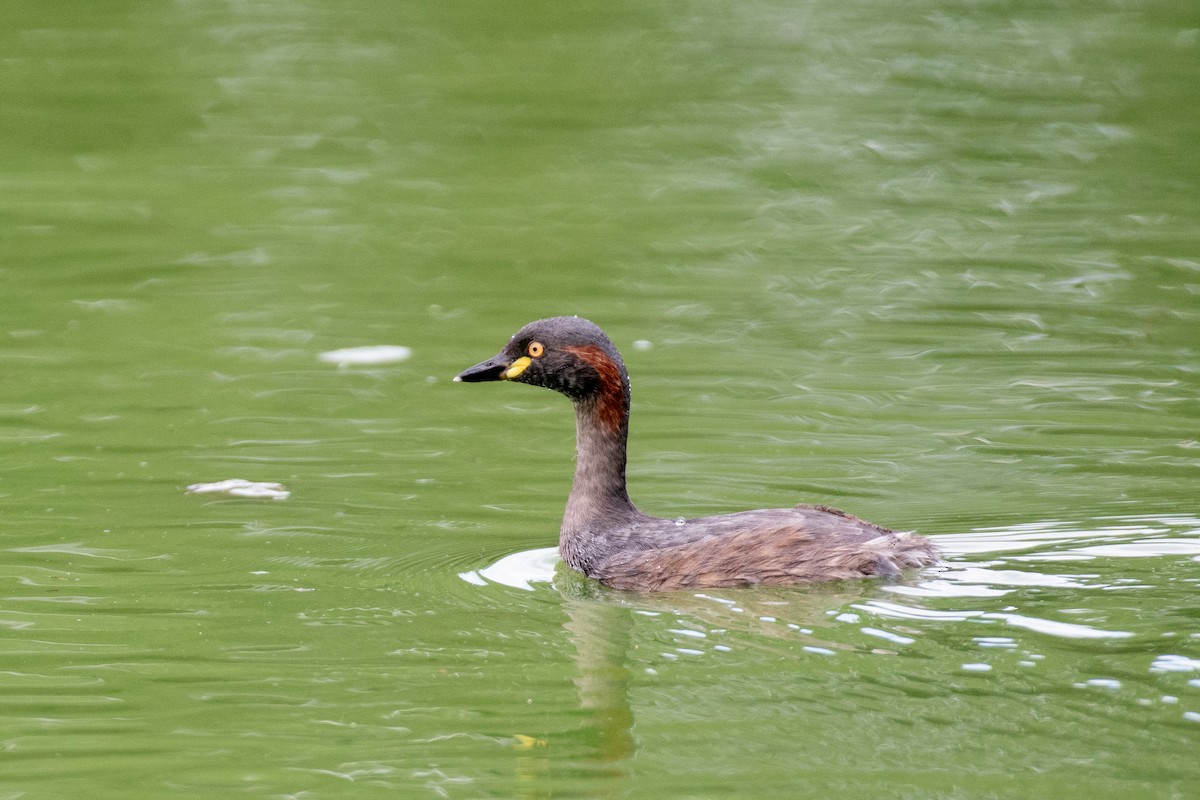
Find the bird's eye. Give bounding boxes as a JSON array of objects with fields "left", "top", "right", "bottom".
[{"left": 528, "top": 341, "right": 544, "bottom": 357}]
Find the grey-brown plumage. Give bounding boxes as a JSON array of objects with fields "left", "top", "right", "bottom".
[{"left": 455, "top": 316, "right": 937, "bottom": 591}]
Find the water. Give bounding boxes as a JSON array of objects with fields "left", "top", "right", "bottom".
[{"left": 2, "top": 0, "right": 1199, "bottom": 797}]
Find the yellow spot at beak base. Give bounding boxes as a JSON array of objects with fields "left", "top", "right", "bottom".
[{"left": 502, "top": 356, "right": 531, "bottom": 380}]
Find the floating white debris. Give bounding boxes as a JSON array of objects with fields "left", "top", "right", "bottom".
[
  {"left": 961, "top": 663, "right": 993, "bottom": 672},
  {"left": 186, "top": 479, "right": 291, "bottom": 500},
  {"left": 318, "top": 345, "right": 412, "bottom": 367}
]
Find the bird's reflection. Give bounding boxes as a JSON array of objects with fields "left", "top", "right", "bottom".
[{"left": 511, "top": 561, "right": 930, "bottom": 798}]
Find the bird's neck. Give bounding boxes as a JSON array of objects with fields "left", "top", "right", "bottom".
[{"left": 562, "top": 385, "right": 641, "bottom": 537}]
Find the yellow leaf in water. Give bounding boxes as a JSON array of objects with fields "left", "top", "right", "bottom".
[{"left": 512, "top": 734, "right": 547, "bottom": 750}]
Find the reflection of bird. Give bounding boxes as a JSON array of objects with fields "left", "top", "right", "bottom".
[{"left": 456, "top": 316, "right": 937, "bottom": 592}]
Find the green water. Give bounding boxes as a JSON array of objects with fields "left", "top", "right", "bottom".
[{"left": 2, "top": 0, "right": 1199, "bottom": 797}]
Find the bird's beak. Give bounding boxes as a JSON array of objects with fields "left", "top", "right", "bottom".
[{"left": 454, "top": 353, "right": 531, "bottom": 383}]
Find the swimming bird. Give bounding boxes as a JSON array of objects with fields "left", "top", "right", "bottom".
[{"left": 455, "top": 316, "right": 937, "bottom": 591}]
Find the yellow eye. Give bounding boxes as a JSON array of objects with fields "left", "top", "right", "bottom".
[{"left": 528, "top": 341, "right": 544, "bottom": 357}]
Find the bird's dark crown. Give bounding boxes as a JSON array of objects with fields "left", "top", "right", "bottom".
[{"left": 503, "top": 316, "right": 616, "bottom": 357}]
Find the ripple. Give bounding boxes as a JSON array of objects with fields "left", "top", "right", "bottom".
[
  {"left": 854, "top": 600, "right": 983, "bottom": 623},
  {"left": 8, "top": 542, "right": 160, "bottom": 561},
  {"left": 1150, "top": 655, "right": 1200, "bottom": 674},
  {"left": 1065, "top": 539, "right": 1200, "bottom": 559},
  {"left": 897, "top": 514, "right": 1200, "bottom": 599},
  {"left": 459, "top": 547, "right": 560, "bottom": 591},
  {"left": 961, "top": 663, "right": 993, "bottom": 673},
  {"left": 980, "top": 612, "right": 1132, "bottom": 640},
  {"left": 860, "top": 627, "right": 915, "bottom": 645}
]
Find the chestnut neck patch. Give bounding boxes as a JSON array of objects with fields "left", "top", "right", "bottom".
[{"left": 563, "top": 344, "right": 628, "bottom": 434}]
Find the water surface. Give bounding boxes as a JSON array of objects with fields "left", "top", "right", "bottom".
[{"left": 2, "top": 1, "right": 1198, "bottom": 797}]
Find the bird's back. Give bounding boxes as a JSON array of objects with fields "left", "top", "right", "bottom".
[{"left": 588, "top": 504, "right": 937, "bottom": 591}]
